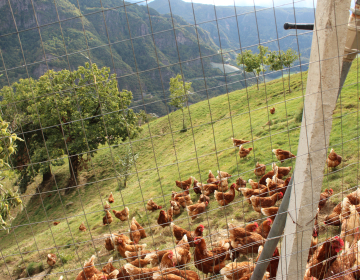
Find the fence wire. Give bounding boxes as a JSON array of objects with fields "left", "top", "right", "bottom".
[{"left": 0, "top": 0, "right": 359, "bottom": 279}]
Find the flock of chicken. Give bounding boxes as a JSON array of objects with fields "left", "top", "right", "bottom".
[{"left": 46, "top": 138, "right": 353, "bottom": 280}]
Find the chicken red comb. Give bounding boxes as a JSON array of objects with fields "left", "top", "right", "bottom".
[
  {"left": 159, "top": 206, "right": 162, "bottom": 209},
  {"left": 339, "top": 239, "right": 344, "bottom": 247},
  {"left": 267, "top": 218, "right": 273, "bottom": 224},
  {"left": 254, "top": 222, "right": 258, "bottom": 227},
  {"left": 334, "top": 236, "right": 344, "bottom": 247},
  {"left": 199, "top": 224, "right": 204, "bottom": 228}
]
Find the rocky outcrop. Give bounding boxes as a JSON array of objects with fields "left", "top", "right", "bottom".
[{"left": 33, "top": 63, "right": 62, "bottom": 78}]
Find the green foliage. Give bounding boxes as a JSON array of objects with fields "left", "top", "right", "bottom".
[
  {"left": 295, "top": 103, "right": 304, "bottom": 123},
  {"left": 169, "top": 74, "right": 192, "bottom": 131},
  {"left": 267, "top": 48, "right": 298, "bottom": 72},
  {"left": 59, "top": 252, "right": 72, "bottom": 264},
  {"left": 26, "top": 262, "right": 44, "bottom": 276},
  {"left": 0, "top": 117, "right": 23, "bottom": 230},
  {"left": 281, "top": 48, "right": 299, "bottom": 69},
  {"left": 0, "top": 63, "right": 142, "bottom": 190},
  {"left": 266, "top": 48, "right": 298, "bottom": 92},
  {"left": 117, "top": 146, "right": 139, "bottom": 189},
  {"left": 266, "top": 51, "right": 284, "bottom": 71},
  {"left": 236, "top": 46, "right": 269, "bottom": 89}
]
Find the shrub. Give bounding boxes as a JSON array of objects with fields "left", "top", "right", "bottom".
[
  {"left": 26, "top": 262, "right": 44, "bottom": 276},
  {"left": 59, "top": 253, "right": 72, "bottom": 264},
  {"left": 295, "top": 104, "right": 304, "bottom": 123}
]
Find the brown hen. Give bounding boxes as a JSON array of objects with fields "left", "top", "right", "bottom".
[
  {"left": 146, "top": 199, "right": 162, "bottom": 211},
  {"left": 327, "top": 148, "right": 342, "bottom": 168},
  {"left": 231, "top": 137, "right": 250, "bottom": 147},
  {"left": 186, "top": 201, "right": 208, "bottom": 220},
  {"left": 170, "top": 222, "right": 204, "bottom": 247},
  {"left": 175, "top": 177, "right": 192, "bottom": 190},
  {"left": 254, "top": 162, "right": 266, "bottom": 177},
  {"left": 214, "top": 183, "right": 236, "bottom": 206},
  {"left": 103, "top": 210, "right": 113, "bottom": 225},
  {"left": 272, "top": 149, "right": 296, "bottom": 162},
  {"left": 304, "top": 236, "right": 344, "bottom": 280},
  {"left": 194, "top": 237, "right": 229, "bottom": 275},
  {"left": 108, "top": 192, "right": 115, "bottom": 203},
  {"left": 157, "top": 208, "right": 173, "bottom": 228},
  {"left": 239, "top": 145, "right": 253, "bottom": 158},
  {"left": 112, "top": 207, "right": 129, "bottom": 222},
  {"left": 47, "top": 254, "right": 56, "bottom": 267}
]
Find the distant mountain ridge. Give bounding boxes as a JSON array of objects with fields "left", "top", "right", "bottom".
[{"left": 149, "top": 0, "right": 314, "bottom": 54}]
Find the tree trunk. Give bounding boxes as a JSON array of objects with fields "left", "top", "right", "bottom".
[
  {"left": 42, "top": 170, "right": 53, "bottom": 182},
  {"left": 256, "top": 75, "right": 259, "bottom": 90},
  {"left": 181, "top": 108, "right": 187, "bottom": 131},
  {"left": 182, "top": 109, "right": 185, "bottom": 130},
  {"left": 288, "top": 69, "right": 291, "bottom": 93},
  {"left": 68, "top": 155, "right": 80, "bottom": 189}
]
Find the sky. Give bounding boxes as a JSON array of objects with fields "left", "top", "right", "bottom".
[{"left": 182, "top": 0, "right": 317, "bottom": 8}]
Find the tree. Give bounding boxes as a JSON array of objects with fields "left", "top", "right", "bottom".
[
  {"left": 236, "top": 45, "right": 269, "bottom": 90},
  {"left": 281, "top": 48, "right": 298, "bottom": 93},
  {"left": 117, "top": 146, "right": 138, "bottom": 189},
  {"left": 169, "top": 74, "right": 192, "bottom": 132},
  {"left": 0, "top": 117, "right": 23, "bottom": 231},
  {"left": 0, "top": 63, "right": 142, "bottom": 191},
  {"left": 266, "top": 48, "right": 298, "bottom": 93}
]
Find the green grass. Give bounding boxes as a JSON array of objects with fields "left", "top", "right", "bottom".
[
  {"left": 26, "top": 262, "right": 44, "bottom": 276},
  {"left": 1, "top": 61, "right": 360, "bottom": 279}
]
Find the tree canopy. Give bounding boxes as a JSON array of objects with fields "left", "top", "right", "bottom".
[
  {"left": 0, "top": 116, "right": 23, "bottom": 230},
  {"left": 237, "top": 46, "right": 298, "bottom": 91},
  {"left": 237, "top": 46, "right": 269, "bottom": 89},
  {"left": 267, "top": 48, "right": 298, "bottom": 92},
  {"left": 0, "top": 63, "right": 142, "bottom": 191}
]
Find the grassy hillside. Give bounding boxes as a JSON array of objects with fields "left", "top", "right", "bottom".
[{"left": 0, "top": 62, "right": 359, "bottom": 279}]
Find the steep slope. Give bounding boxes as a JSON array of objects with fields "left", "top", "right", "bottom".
[
  {"left": 149, "top": 0, "right": 314, "bottom": 54},
  {"left": 0, "top": 0, "right": 237, "bottom": 116},
  {"left": 0, "top": 60, "right": 358, "bottom": 279}
]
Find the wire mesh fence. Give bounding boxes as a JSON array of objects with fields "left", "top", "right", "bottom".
[{"left": 0, "top": 0, "right": 359, "bottom": 279}]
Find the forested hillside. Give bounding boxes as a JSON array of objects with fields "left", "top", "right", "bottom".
[
  {"left": 0, "top": 0, "right": 314, "bottom": 117},
  {"left": 0, "top": 0, "right": 242, "bottom": 116},
  {"left": 149, "top": 0, "right": 314, "bottom": 54}
]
